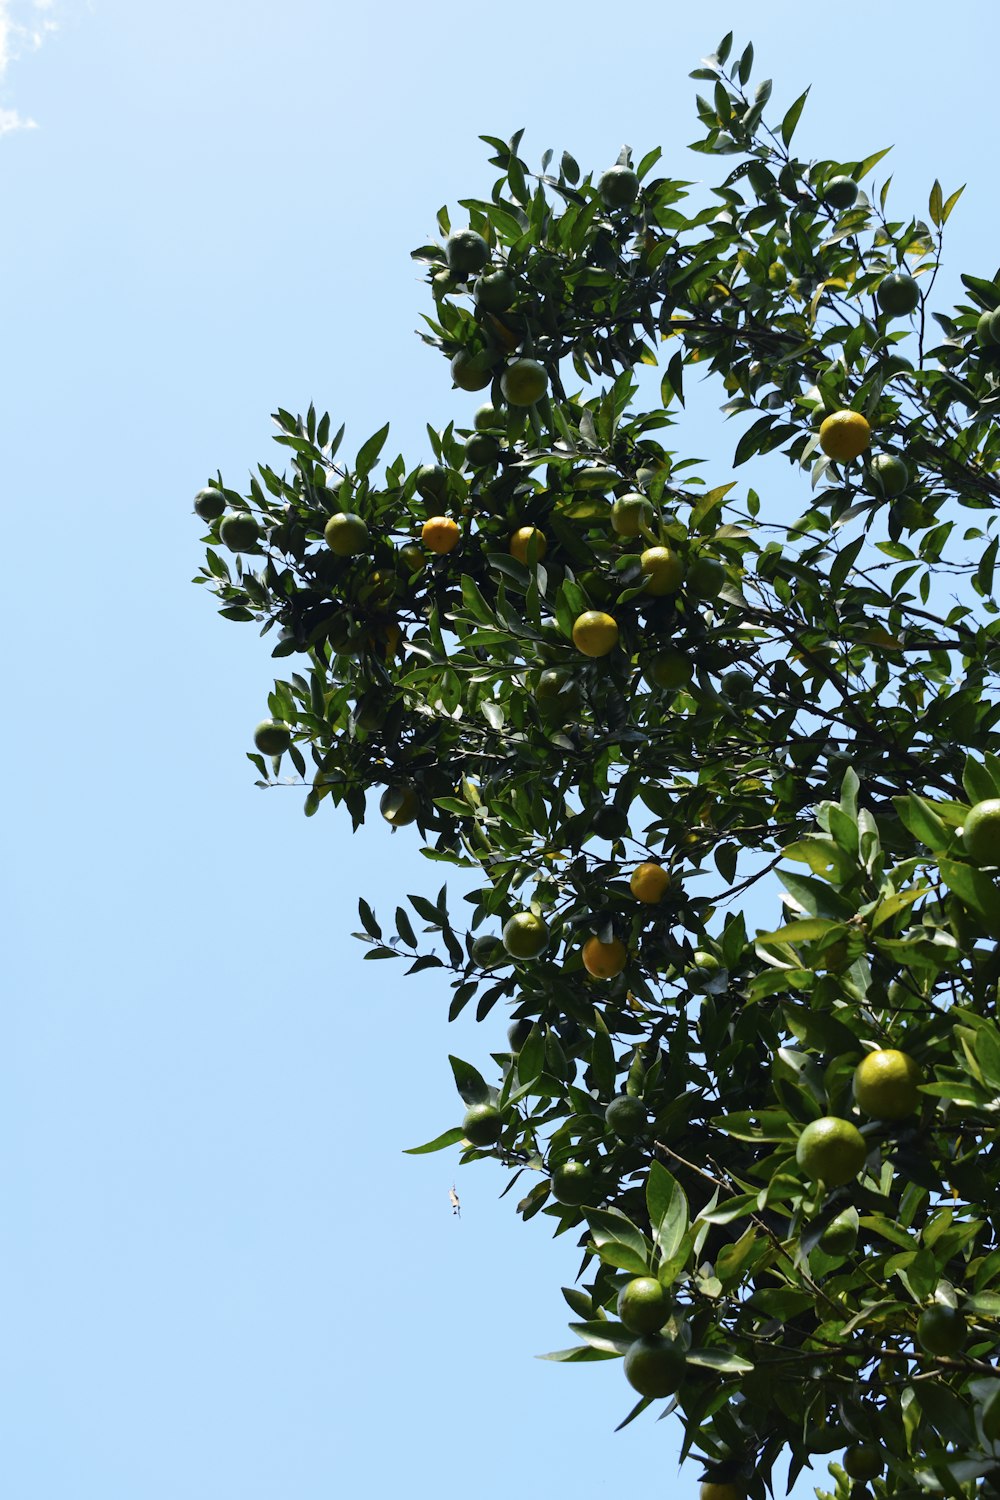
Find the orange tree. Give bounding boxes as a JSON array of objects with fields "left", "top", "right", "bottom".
[{"left": 194, "top": 34, "right": 1000, "bottom": 1500}]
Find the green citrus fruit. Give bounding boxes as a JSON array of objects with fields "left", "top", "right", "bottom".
[
  {"left": 507, "top": 1017, "right": 533, "bottom": 1052},
  {"left": 415, "top": 463, "right": 449, "bottom": 500},
  {"left": 591, "top": 804, "right": 629, "bottom": 840},
  {"left": 645, "top": 649, "right": 692, "bottom": 691},
  {"left": 611, "top": 492, "right": 654, "bottom": 536},
  {"left": 379, "top": 785, "right": 419, "bottom": 827},
  {"left": 253, "top": 720, "right": 292, "bottom": 756},
  {"left": 444, "top": 228, "right": 490, "bottom": 276},
  {"left": 324, "top": 512, "right": 370, "bottom": 556},
  {"left": 604, "top": 1094, "right": 647, "bottom": 1139},
  {"left": 878, "top": 272, "right": 921, "bottom": 318},
  {"left": 598, "top": 166, "right": 640, "bottom": 209},
  {"left": 617, "top": 1277, "right": 672, "bottom": 1335},
  {"left": 687, "top": 556, "right": 727, "bottom": 599},
  {"left": 550, "top": 1160, "right": 594, "bottom": 1205},
  {"left": 432, "top": 270, "right": 460, "bottom": 298},
  {"left": 819, "top": 1209, "right": 859, "bottom": 1256},
  {"left": 976, "top": 310, "right": 1000, "bottom": 347},
  {"left": 451, "top": 348, "right": 495, "bottom": 391},
  {"left": 470, "top": 935, "right": 504, "bottom": 969},
  {"left": 572, "top": 464, "right": 620, "bottom": 491},
  {"left": 700, "top": 1485, "right": 745, "bottom": 1500},
  {"left": 795, "top": 1116, "right": 867, "bottom": 1186},
  {"left": 194, "top": 487, "right": 226, "bottom": 520},
  {"left": 989, "top": 308, "right": 1000, "bottom": 344},
  {"left": 465, "top": 432, "right": 501, "bottom": 468},
  {"left": 398, "top": 543, "right": 425, "bottom": 575},
  {"left": 870, "top": 454, "right": 909, "bottom": 496},
  {"left": 534, "top": 670, "right": 582, "bottom": 723},
  {"left": 854, "top": 1048, "right": 922, "bottom": 1119},
  {"left": 474, "top": 269, "right": 517, "bottom": 312},
  {"left": 219, "top": 511, "right": 261, "bottom": 552},
  {"left": 640, "top": 547, "right": 684, "bottom": 596},
  {"left": 474, "top": 403, "right": 499, "bottom": 431},
  {"left": 843, "top": 1445, "right": 884, "bottom": 1482},
  {"left": 572, "top": 611, "right": 619, "bottom": 657},
  {"left": 462, "top": 1102, "right": 503, "bottom": 1146},
  {"left": 819, "top": 410, "right": 872, "bottom": 462},
  {"left": 962, "top": 798, "right": 1000, "bottom": 865},
  {"left": 916, "top": 1304, "right": 967, "bottom": 1356},
  {"left": 501, "top": 358, "right": 548, "bottom": 406},
  {"left": 623, "top": 1334, "right": 685, "bottom": 1397},
  {"left": 824, "top": 176, "right": 859, "bottom": 210},
  {"left": 502, "top": 911, "right": 550, "bottom": 959}
]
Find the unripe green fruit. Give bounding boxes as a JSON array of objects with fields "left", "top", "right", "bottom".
[
  {"left": 219, "top": 511, "right": 261, "bottom": 552},
  {"left": 253, "top": 720, "right": 292, "bottom": 756},
  {"left": 604, "top": 1094, "right": 647, "bottom": 1140},
  {"left": 877, "top": 272, "right": 921, "bottom": 318},
  {"left": 598, "top": 166, "right": 640, "bottom": 209},
  {"left": 550, "top": 1160, "right": 594, "bottom": 1205},
  {"left": 474, "top": 269, "right": 517, "bottom": 312},
  {"left": 824, "top": 175, "right": 858, "bottom": 210},
  {"left": 916, "top": 1304, "right": 967, "bottom": 1356},
  {"left": 617, "top": 1277, "right": 672, "bottom": 1335},
  {"left": 462, "top": 1103, "right": 503, "bottom": 1146},
  {"left": 194, "top": 487, "right": 226, "bottom": 520},
  {"left": 445, "top": 228, "right": 490, "bottom": 276}
]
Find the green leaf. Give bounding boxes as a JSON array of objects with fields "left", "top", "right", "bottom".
[
  {"left": 686, "top": 1347, "right": 754, "bottom": 1374},
  {"left": 781, "top": 88, "right": 809, "bottom": 147},
  {"left": 938, "top": 859, "right": 1000, "bottom": 936},
  {"left": 893, "top": 794, "right": 951, "bottom": 853},
  {"left": 646, "top": 1161, "right": 689, "bottom": 1263},
  {"left": 963, "top": 756, "right": 997, "bottom": 807},
  {"left": 358, "top": 898, "right": 382, "bottom": 940},
  {"left": 355, "top": 422, "right": 390, "bottom": 478},
  {"left": 929, "top": 179, "right": 943, "bottom": 228},
  {"left": 568, "top": 1320, "right": 634, "bottom": 1355},
  {"left": 757, "top": 917, "right": 844, "bottom": 945},
  {"left": 586, "top": 1208, "right": 652, "bottom": 1276},
  {"left": 448, "top": 1055, "right": 490, "bottom": 1107},
  {"left": 403, "top": 1126, "right": 465, "bottom": 1155}
]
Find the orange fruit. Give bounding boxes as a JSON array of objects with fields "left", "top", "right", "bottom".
[
  {"left": 853, "top": 1049, "right": 922, "bottom": 1120},
  {"left": 617, "top": 1276, "right": 671, "bottom": 1335},
  {"left": 219, "top": 511, "right": 260, "bottom": 552},
  {"left": 877, "top": 272, "right": 921, "bottom": 317},
  {"left": 450, "top": 349, "right": 495, "bottom": 391},
  {"left": 501, "top": 358, "right": 548, "bottom": 406},
  {"left": 916, "top": 1304, "right": 967, "bottom": 1356},
  {"left": 630, "top": 863, "right": 670, "bottom": 903},
  {"left": 962, "top": 798, "right": 1000, "bottom": 865},
  {"left": 444, "top": 228, "right": 490, "bottom": 276},
  {"left": 324, "top": 512, "right": 370, "bottom": 556},
  {"left": 604, "top": 1094, "right": 647, "bottom": 1140},
  {"left": 550, "top": 1160, "right": 594, "bottom": 1205},
  {"left": 421, "top": 516, "right": 460, "bottom": 554},
  {"left": 572, "top": 611, "right": 619, "bottom": 657},
  {"left": 253, "top": 720, "right": 291, "bottom": 756},
  {"left": 795, "top": 1116, "right": 867, "bottom": 1186},
  {"left": 819, "top": 410, "right": 872, "bottom": 462},
  {"left": 623, "top": 1335, "right": 685, "bottom": 1398},
  {"left": 598, "top": 166, "right": 640, "bottom": 209},
  {"left": 379, "top": 785, "right": 419, "bottom": 826},
  {"left": 640, "top": 546, "right": 684, "bottom": 596},
  {"left": 509, "top": 526, "right": 547, "bottom": 563},
  {"left": 582, "top": 935, "right": 627, "bottom": 979},
  {"left": 611, "top": 493, "right": 653, "bottom": 537},
  {"left": 869, "top": 453, "right": 909, "bottom": 496},
  {"left": 194, "top": 487, "right": 226, "bottom": 520},
  {"left": 462, "top": 1103, "right": 503, "bottom": 1146},
  {"left": 502, "top": 911, "right": 550, "bottom": 959},
  {"left": 824, "top": 175, "right": 858, "bottom": 210},
  {"left": 819, "top": 1209, "right": 859, "bottom": 1256}
]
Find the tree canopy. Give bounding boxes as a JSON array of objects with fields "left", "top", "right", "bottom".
[{"left": 194, "top": 33, "right": 1000, "bottom": 1500}]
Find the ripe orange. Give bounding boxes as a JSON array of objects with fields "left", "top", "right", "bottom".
[
  {"left": 582, "top": 935, "right": 627, "bottom": 979},
  {"left": 501, "top": 358, "right": 548, "bottom": 406},
  {"left": 795, "top": 1116, "right": 867, "bottom": 1186},
  {"left": 509, "top": 526, "right": 547, "bottom": 564},
  {"left": 421, "top": 516, "right": 460, "bottom": 554},
  {"left": 853, "top": 1049, "right": 922, "bottom": 1120},
  {"left": 630, "top": 863, "right": 670, "bottom": 903},
  {"left": 819, "top": 410, "right": 872, "bottom": 463},
  {"left": 572, "top": 611, "right": 619, "bottom": 657},
  {"left": 324, "top": 512, "right": 370, "bottom": 556},
  {"left": 622, "top": 1335, "right": 685, "bottom": 1398},
  {"left": 640, "top": 546, "right": 684, "bottom": 596},
  {"left": 617, "top": 1276, "right": 671, "bottom": 1335},
  {"left": 502, "top": 911, "right": 550, "bottom": 959},
  {"left": 962, "top": 798, "right": 1000, "bottom": 865}
]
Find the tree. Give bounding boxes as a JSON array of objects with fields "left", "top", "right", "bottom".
[{"left": 193, "top": 32, "right": 1000, "bottom": 1500}]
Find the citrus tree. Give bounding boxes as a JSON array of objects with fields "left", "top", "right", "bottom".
[{"left": 193, "top": 34, "right": 1000, "bottom": 1500}]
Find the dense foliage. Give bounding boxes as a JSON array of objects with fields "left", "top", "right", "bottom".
[{"left": 194, "top": 34, "right": 1000, "bottom": 1500}]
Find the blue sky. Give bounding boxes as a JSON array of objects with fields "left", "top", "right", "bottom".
[{"left": 2, "top": 3, "right": 999, "bottom": 1498}]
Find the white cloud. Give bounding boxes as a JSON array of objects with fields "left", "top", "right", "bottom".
[{"left": 0, "top": 0, "right": 62, "bottom": 134}]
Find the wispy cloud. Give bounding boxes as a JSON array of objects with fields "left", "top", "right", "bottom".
[{"left": 0, "top": 0, "right": 61, "bottom": 134}]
